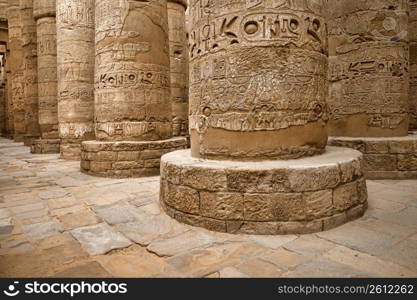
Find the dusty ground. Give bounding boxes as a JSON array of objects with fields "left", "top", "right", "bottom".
[{"left": 0, "top": 137, "right": 416, "bottom": 278}]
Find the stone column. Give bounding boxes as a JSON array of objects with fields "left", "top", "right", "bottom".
[
  {"left": 327, "top": 0, "right": 409, "bottom": 137},
  {"left": 328, "top": 0, "right": 417, "bottom": 179},
  {"left": 20, "top": 0, "right": 40, "bottom": 146},
  {"left": 410, "top": 0, "right": 417, "bottom": 130},
  {"left": 168, "top": 0, "right": 189, "bottom": 137},
  {"left": 0, "top": 1, "right": 8, "bottom": 137},
  {"left": 80, "top": 0, "right": 187, "bottom": 178},
  {"left": 56, "top": 0, "right": 95, "bottom": 159},
  {"left": 5, "top": 48, "right": 14, "bottom": 138},
  {"left": 160, "top": 0, "right": 367, "bottom": 235},
  {"left": 31, "top": 0, "right": 60, "bottom": 153},
  {"left": 7, "top": 0, "right": 25, "bottom": 142},
  {"left": 0, "top": 49, "right": 5, "bottom": 135}
]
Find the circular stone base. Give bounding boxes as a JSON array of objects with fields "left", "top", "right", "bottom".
[
  {"left": 23, "top": 135, "right": 40, "bottom": 147},
  {"left": 328, "top": 132, "right": 417, "bottom": 179},
  {"left": 160, "top": 147, "right": 368, "bottom": 235},
  {"left": 30, "top": 139, "right": 61, "bottom": 154},
  {"left": 81, "top": 137, "right": 188, "bottom": 178}
]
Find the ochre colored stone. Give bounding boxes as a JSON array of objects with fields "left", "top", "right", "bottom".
[
  {"left": 328, "top": 0, "right": 409, "bottom": 137},
  {"left": 7, "top": 2, "right": 25, "bottom": 141},
  {"left": 160, "top": 148, "right": 367, "bottom": 235},
  {"left": 329, "top": 134, "right": 417, "bottom": 179},
  {"left": 56, "top": 0, "right": 95, "bottom": 159},
  {"left": 188, "top": 0, "right": 329, "bottom": 160},
  {"left": 21, "top": 0, "right": 40, "bottom": 145}
]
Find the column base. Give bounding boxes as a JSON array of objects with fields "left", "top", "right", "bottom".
[
  {"left": 81, "top": 137, "right": 188, "bottom": 178},
  {"left": 160, "top": 147, "right": 368, "bottom": 235},
  {"left": 23, "top": 135, "right": 40, "bottom": 147},
  {"left": 13, "top": 135, "right": 25, "bottom": 143},
  {"left": 328, "top": 132, "right": 417, "bottom": 179},
  {"left": 30, "top": 139, "right": 61, "bottom": 154},
  {"left": 60, "top": 140, "right": 83, "bottom": 160}
]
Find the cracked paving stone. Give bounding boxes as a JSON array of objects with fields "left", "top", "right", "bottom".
[
  {"left": 0, "top": 218, "right": 13, "bottom": 235},
  {"left": 92, "top": 203, "right": 137, "bottom": 225},
  {"left": 38, "top": 189, "right": 70, "bottom": 200},
  {"left": 0, "top": 208, "right": 12, "bottom": 219},
  {"left": 23, "top": 221, "right": 64, "bottom": 241},
  {"left": 71, "top": 223, "right": 132, "bottom": 255},
  {"left": 115, "top": 212, "right": 185, "bottom": 246},
  {"left": 57, "top": 210, "right": 102, "bottom": 230},
  {"left": 147, "top": 230, "right": 216, "bottom": 257}
]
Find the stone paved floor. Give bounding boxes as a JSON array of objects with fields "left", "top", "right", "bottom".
[{"left": 0, "top": 137, "right": 416, "bottom": 278}]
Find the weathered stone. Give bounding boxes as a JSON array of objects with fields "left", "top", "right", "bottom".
[
  {"left": 56, "top": 0, "right": 95, "bottom": 159},
  {"left": 31, "top": 0, "right": 59, "bottom": 153},
  {"left": 160, "top": 148, "right": 367, "bottom": 234},
  {"left": 71, "top": 223, "right": 132, "bottom": 255},
  {"left": 92, "top": 203, "right": 137, "bottom": 225},
  {"left": 200, "top": 192, "right": 243, "bottom": 220},
  {"left": 57, "top": 210, "right": 101, "bottom": 230},
  {"left": 398, "top": 155, "right": 417, "bottom": 171},
  {"left": 147, "top": 230, "right": 215, "bottom": 257},
  {"left": 163, "top": 182, "right": 200, "bottom": 214},
  {"left": 7, "top": 2, "right": 26, "bottom": 142},
  {"left": 22, "top": 221, "right": 64, "bottom": 240},
  {"left": 333, "top": 181, "right": 360, "bottom": 211},
  {"left": 327, "top": 0, "right": 409, "bottom": 137},
  {"left": 168, "top": 0, "right": 188, "bottom": 137},
  {"left": 0, "top": 217, "right": 13, "bottom": 235},
  {"left": 188, "top": 0, "right": 328, "bottom": 160},
  {"left": 20, "top": 0, "right": 41, "bottom": 145},
  {"left": 329, "top": 135, "right": 417, "bottom": 179}
]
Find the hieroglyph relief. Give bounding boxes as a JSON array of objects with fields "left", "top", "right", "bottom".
[{"left": 188, "top": 0, "right": 328, "bottom": 134}]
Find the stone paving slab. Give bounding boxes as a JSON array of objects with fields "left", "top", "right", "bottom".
[
  {"left": 71, "top": 224, "right": 132, "bottom": 255},
  {"left": 0, "top": 138, "right": 416, "bottom": 278}
]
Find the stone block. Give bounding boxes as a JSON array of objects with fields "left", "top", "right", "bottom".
[
  {"left": 200, "top": 192, "right": 243, "bottom": 220},
  {"left": 163, "top": 183, "right": 200, "bottom": 214},
  {"left": 363, "top": 154, "right": 397, "bottom": 172},
  {"left": 181, "top": 167, "right": 227, "bottom": 192},
  {"left": 333, "top": 181, "right": 359, "bottom": 211},
  {"left": 288, "top": 166, "right": 340, "bottom": 192},
  {"left": 397, "top": 155, "right": 417, "bottom": 171}
]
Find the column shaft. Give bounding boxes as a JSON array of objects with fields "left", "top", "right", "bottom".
[
  {"left": 56, "top": 0, "right": 95, "bottom": 159},
  {"left": 328, "top": 0, "right": 409, "bottom": 137},
  {"left": 410, "top": 0, "right": 417, "bottom": 130},
  {"left": 7, "top": 1, "right": 25, "bottom": 142},
  {"left": 20, "top": 0, "right": 40, "bottom": 145},
  {"left": 168, "top": 0, "right": 189, "bottom": 137}
]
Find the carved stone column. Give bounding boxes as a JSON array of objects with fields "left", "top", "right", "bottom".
[
  {"left": 328, "top": 0, "right": 409, "bottom": 137},
  {"left": 56, "top": 0, "right": 95, "bottom": 159},
  {"left": 7, "top": 0, "right": 25, "bottom": 142},
  {"left": 410, "top": 0, "right": 417, "bottom": 130},
  {"left": 31, "top": 0, "right": 60, "bottom": 153},
  {"left": 20, "top": 0, "right": 40, "bottom": 146},
  {"left": 80, "top": 0, "right": 187, "bottom": 178},
  {"left": 5, "top": 47, "right": 14, "bottom": 138},
  {"left": 328, "top": 0, "right": 417, "bottom": 179},
  {"left": 168, "top": 0, "right": 189, "bottom": 137},
  {"left": 0, "top": 48, "right": 5, "bottom": 136},
  {"left": 160, "top": 0, "right": 367, "bottom": 235}
]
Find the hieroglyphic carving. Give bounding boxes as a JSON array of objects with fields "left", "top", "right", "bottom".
[
  {"left": 189, "top": 0, "right": 328, "bottom": 160},
  {"left": 168, "top": 0, "right": 189, "bottom": 137},
  {"left": 327, "top": 0, "right": 410, "bottom": 137},
  {"left": 410, "top": 0, "right": 417, "bottom": 129},
  {"left": 94, "top": 0, "right": 172, "bottom": 142},
  {"left": 20, "top": 0, "right": 40, "bottom": 143},
  {"left": 56, "top": 0, "right": 95, "bottom": 158},
  {"left": 7, "top": 2, "right": 25, "bottom": 141},
  {"left": 34, "top": 0, "right": 58, "bottom": 140}
]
